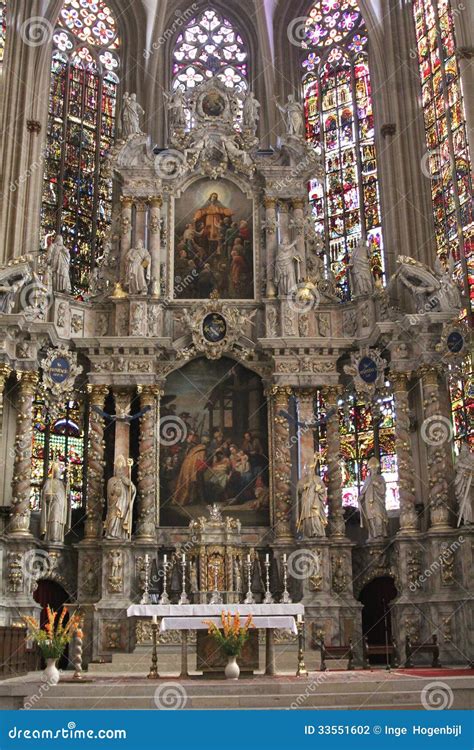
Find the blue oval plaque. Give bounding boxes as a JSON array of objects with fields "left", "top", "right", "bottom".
[
  {"left": 358, "top": 356, "right": 378, "bottom": 384},
  {"left": 202, "top": 313, "right": 227, "bottom": 343},
  {"left": 50, "top": 356, "right": 70, "bottom": 384},
  {"left": 447, "top": 331, "right": 464, "bottom": 354}
]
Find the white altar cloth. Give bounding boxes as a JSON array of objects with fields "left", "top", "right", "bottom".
[
  {"left": 160, "top": 616, "right": 298, "bottom": 634},
  {"left": 127, "top": 604, "right": 304, "bottom": 618}
]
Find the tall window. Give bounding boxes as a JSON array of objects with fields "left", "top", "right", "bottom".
[
  {"left": 302, "top": 0, "right": 384, "bottom": 300},
  {"left": 311, "top": 389, "right": 399, "bottom": 511},
  {"left": 412, "top": 0, "right": 473, "bottom": 316},
  {"left": 448, "top": 357, "right": 473, "bottom": 452},
  {"left": 41, "top": 0, "right": 120, "bottom": 296},
  {"left": 172, "top": 8, "right": 248, "bottom": 126}
]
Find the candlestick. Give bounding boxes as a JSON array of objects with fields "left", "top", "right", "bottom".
[
  {"left": 178, "top": 556, "right": 190, "bottom": 605},
  {"left": 244, "top": 556, "right": 255, "bottom": 605},
  {"left": 280, "top": 555, "right": 292, "bottom": 604},
  {"left": 296, "top": 617, "right": 308, "bottom": 677},
  {"left": 140, "top": 554, "right": 151, "bottom": 605},
  {"left": 147, "top": 621, "right": 159, "bottom": 680},
  {"left": 263, "top": 557, "right": 274, "bottom": 604},
  {"left": 159, "top": 557, "right": 170, "bottom": 605}
]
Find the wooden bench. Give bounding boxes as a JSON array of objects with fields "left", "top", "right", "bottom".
[
  {"left": 405, "top": 634, "right": 441, "bottom": 668},
  {"left": 363, "top": 636, "right": 400, "bottom": 669},
  {"left": 315, "top": 636, "right": 355, "bottom": 671}
]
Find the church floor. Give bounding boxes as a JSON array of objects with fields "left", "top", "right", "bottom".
[{"left": 0, "top": 670, "right": 472, "bottom": 710}]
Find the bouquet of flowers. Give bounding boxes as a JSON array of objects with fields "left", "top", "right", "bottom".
[
  {"left": 204, "top": 611, "right": 254, "bottom": 657},
  {"left": 23, "top": 606, "right": 82, "bottom": 660}
]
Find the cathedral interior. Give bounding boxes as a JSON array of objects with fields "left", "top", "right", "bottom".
[{"left": 0, "top": 0, "right": 472, "bottom": 702}]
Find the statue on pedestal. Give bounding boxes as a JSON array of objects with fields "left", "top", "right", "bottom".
[
  {"left": 120, "top": 92, "right": 144, "bottom": 138},
  {"left": 348, "top": 237, "right": 373, "bottom": 297},
  {"left": 456, "top": 444, "right": 474, "bottom": 526},
  {"left": 242, "top": 90, "right": 260, "bottom": 134},
  {"left": 297, "top": 466, "right": 328, "bottom": 538},
  {"left": 274, "top": 240, "right": 300, "bottom": 296},
  {"left": 40, "top": 462, "right": 71, "bottom": 543},
  {"left": 104, "top": 455, "right": 136, "bottom": 540},
  {"left": 358, "top": 457, "right": 388, "bottom": 539},
  {"left": 126, "top": 240, "right": 151, "bottom": 295},
  {"left": 164, "top": 88, "right": 187, "bottom": 132},
  {"left": 275, "top": 94, "right": 304, "bottom": 137},
  {"left": 49, "top": 234, "right": 71, "bottom": 294}
]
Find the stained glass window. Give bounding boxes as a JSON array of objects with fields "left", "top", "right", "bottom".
[
  {"left": 311, "top": 389, "right": 399, "bottom": 511},
  {"left": 0, "top": 0, "right": 7, "bottom": 71},
  {"left": 448, "top": 357, "right": 474, "bottom": 451},
  {"left": 30, "top": 395, "right": 85, "bottom": 511},
  {"left": 41, "top": 0, "right": 120, "bottom": 296},
  {"left": 412, "top": 0, "right": 473, "bottom": 315},
  {"left": 172, "top": 8, "right": 248, "bottom": 125},
  {"left": 302, "top": 0, "right": 384, "bottom": 300}
]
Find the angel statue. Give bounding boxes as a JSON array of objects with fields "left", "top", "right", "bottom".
[
  {"left": 456, "top": 444, "right": 474, "bottom": 526},
  {"left": 274, "top": 240, "right": 300, "bottom": 296},
  {"left": 120, "top": 92, "right": 144, "bottom": 138},
  {"left": 164, "top": 88, "right": 187, "bottom": 131},
  {"left": 358, "top": 457, "right": 388, "bottom": 539},
  {"left": 275, "top": 94, "right": 304, "bottom": 137},
  {"left": 242, "top": 90, "right": 260, "bottom": 134},
  {"left": 40, "top": 462, "right": 71, "bottom": 544},
  {"left": 104, "top": 455, "right": 136, "bottom": 540},
  {"left": 296, "top": 465, "right": 328, "bottom": 538}
]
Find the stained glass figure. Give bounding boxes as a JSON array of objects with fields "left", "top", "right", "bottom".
[
  {"left": 0, "top": 0, "right": 7, "bottom": 70},
  {"left": 412, "top": 0, "right": 473, "bottom": 316},
  {"left": 41, "top": 0, "right": 119, "bottom": 296},
  {"left": 448, "top": 357, "right": 474, "bottom": 452},
  {"left": 302, "top": 0, "right": 384, "bottom": 299}
]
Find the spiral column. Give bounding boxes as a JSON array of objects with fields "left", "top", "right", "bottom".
[
  {"left": 391, "top": 372, "right": 418, "bottom": 533},
  {"left": 419, "top": 367, "right": 451, "bottom": 529},
  {"left": 136, "top": 386, "right": 162, "bottom": 540},
  {"left": 149, "top": 197, "right": 162, "bottom": 298},
  {"left": 84, "top": 385, "right": 109, "bottom": 539},
  {"left": 271, "top": 386, "right": 294, "bottom": 542},
  {"left": 322, "top": 386, "right": 345, "bottom": 538},
  {"left": 8, "top": 371, "right": 38, "bottom": 537}
]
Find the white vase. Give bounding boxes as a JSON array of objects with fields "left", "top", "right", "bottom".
[
  {"left": 42, "top": 658, "right": 60, "bottom": 685},
  {"left": 225, "top": 655, "right": 240, "bottom": 680}
]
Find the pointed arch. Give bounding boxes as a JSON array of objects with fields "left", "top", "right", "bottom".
[{"left": 301, "top": 0, "right": 385, "bottom": 300}]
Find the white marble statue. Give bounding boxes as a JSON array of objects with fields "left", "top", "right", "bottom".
[
  {"left": 190, "top": 560, "right": 199, "bottom": 594},
  {"left": 121, "top": 92, "right": 144, "bottom": 138},
  {"left": 39, "top": 462, "right": 71, "bottom": 543},
  {"left": 165, "top": 88, "right": 187, "bottom": 131},
  {"left": 297, "top": 467, "right": 328, "bottom": 538},
  {"left": 49, "top": 234, "right": 71, "bottom": 294},
  {"left": 358, "top": 458, "right": 388, "bottom": 539},
  {"left": 434, "top": 254, "right": 462, "bottom": 312},
  {"left": 242, "top": 90, "right": 260, "bottom": 133},
  {"left": 456, "top": 444, "right": 474, "bottom": 526},
  {"left": 275, "top": 94, "right": 304, "bottom": 137},
  {"left": 234, "top": 559, "right": 242, "bottom": 594},
  {"left": 126, "top": 240, "right": 151, "bottom": 295},
  {"left": 348, "top": 237, "right": 373, "bottom": 297},
  {"left": 274, "top": 240, "right": 300, "bottom": 296},
  {"left": 104, "top": 455, "right": 136, "bottom": 540}
]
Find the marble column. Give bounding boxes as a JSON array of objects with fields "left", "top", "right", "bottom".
[
  {"left": 419, "top": 367, "right": 451, "bottom": 529},
  {"left": 149, "top": 197, "right": 162, "bottom": 298},
  {"left": 296, "top": 390, "right": 315, "bottom": 475},
  {"left": 8, "top": 371, "right": 39, "bottom": 537},
  {"left": 120, "top": 197, "right": 133, "bottom": 284},
  {"left": 292, "top": 199, "right": 306, "bottom": 281},
  {"left": 136, "top": 386, "right": 161, "bottom": 540},
  {"left": 85, "top": 385, "right": 109, "bottom": 539},
  {"left": 322, "top": 387, "right": 345, "bottom": 538},
  {"left": 391, "top": 372, "right": 418, "bottom": 533},
  {"left": 278, "top": 201, "right": 290, "bottom": 243},
  {"left": 270, "top": 386, "right": 293, "bottom": 542},
  {"left": 113, "top": 389, "right": 132, "bottom": 465}
]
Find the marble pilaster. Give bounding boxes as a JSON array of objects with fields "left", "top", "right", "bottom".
[{"left": 7, "top": 371, "right": 38, "bottom": 537}]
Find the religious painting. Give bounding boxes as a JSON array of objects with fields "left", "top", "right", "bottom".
[
  {"left": 173, "top": 178, "right": 254, "bottom": 300},
  {"left": 159, "top": 358, "right": 269, "bottom": 527}
]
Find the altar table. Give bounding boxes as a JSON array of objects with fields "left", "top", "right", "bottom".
[{"left": 127, "top": 604, "right": 305, "bottom": 677}]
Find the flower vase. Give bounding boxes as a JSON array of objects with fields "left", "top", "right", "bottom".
[
  {"left": 42, "top": 658, "right": 60, "bottom": 685},
  {"left": 224, "top": 655, "right": 240, "bottom": 680}
]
